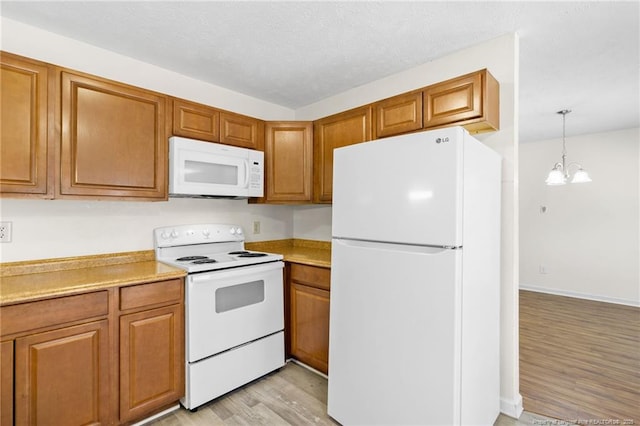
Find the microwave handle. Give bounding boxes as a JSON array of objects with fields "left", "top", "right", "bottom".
[{"left": 241, "top": 159, "right": 250, "bottom": 187}]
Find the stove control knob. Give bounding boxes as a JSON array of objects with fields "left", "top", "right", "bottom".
[
  {"left": 170, "top": 230, "right": 179, "bottom": 238},
  {"left": 202, "top": 229, "right": 211, "bottom": 238},
  {"left": 229, "top": 227, "right": 237, "bottom": 235},
  {"left": 236, "top": 227, "right": 243, "bottom": 235},
  {"left": 160, "top": 231, "right": 170, "bottom": 240}
]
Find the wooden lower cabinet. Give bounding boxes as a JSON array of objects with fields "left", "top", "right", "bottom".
[
  {"left": 288, "top": 263, "right": 331, "bottom": 374},
  {"left": 14, "top": 320, "right": 110, "bottom": 425},
  {"left": 1, "top": 340, "right": 14, "bottom": 426},
  {"left": 0, "top": 278, "right": 184, "bottom": 425},
  {"left": 119, "top": 304, "right": 183, "bottom": 423}
]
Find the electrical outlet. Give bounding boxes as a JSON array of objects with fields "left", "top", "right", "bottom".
[
  {"left": 253, "top": 221, "right": 261, "bottom": 234},
  {"left": 0, "top": 221, "right": 12, "bottom": 243}
]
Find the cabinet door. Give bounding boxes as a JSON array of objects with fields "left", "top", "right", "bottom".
[
  {"left": 14, "top": 320, "right": 110, "bottom": 425},
  {"left": 172, "top": 98, "right": 220, "bottom": 142},
  {"left": 290, "top": 282, "right": 330, "bottom": 374},
  {"left": 220, "top": 111, "right": 264, "bottom": 150},
  {"left": 313, "top": 106, "right": 371, "bottom": 203},
  {"left": 373, "top": 91, "right": 423, "bottom": 139},
  {"left": 60, "top": 71, "right": 168, "bottom": 200},
  {"left": 0, "top": 53, "right": 52, "bottom": 197},
  {"left": 119, "top": 304, "right": 183, "bottom": 422},
  {"left": 265, "top": 122, "right": 313, "bottom": 203},
  {"left": 423, "top": 69, "right": 499, "bottom": 133},
  {"left": 1, "top": 340, "right": 13, "bottom": 426}
]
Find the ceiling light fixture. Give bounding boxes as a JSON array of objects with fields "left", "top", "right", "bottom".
[{"left": 545, "top": 109, "right": 592, "bottom": 186}]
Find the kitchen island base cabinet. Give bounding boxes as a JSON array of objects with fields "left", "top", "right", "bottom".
[
  {"left": 289, "top": 264, "right": 331, "bottom": 374},
  {"left": 14, "top": 320, "right": 110, "bottom": 425}
]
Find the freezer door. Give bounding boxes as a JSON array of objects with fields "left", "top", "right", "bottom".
[
  {"left": 327, "top": 238, "right": 462, "bottom": 425},
  {"left": 332, "top": 127, "right": 464, "bottom": 247}
]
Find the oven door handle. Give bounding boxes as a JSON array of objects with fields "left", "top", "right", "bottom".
[{"left": 189, "top": 261, "right": 284, "bottom": 283}]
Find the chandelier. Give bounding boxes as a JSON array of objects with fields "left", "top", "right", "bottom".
[{"left": 545, "top": 109, "right": 592, "bottom": 185}]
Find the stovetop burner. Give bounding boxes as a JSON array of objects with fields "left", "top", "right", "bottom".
[
  {"left": 237, "top": 253, "right": 268, "bottom": 258},
  {"left": 228, "top": 251, "right": 250, "bottom": 255},
  {"left": 177, "top": 255, "right": 209, "bottom": 261},
  {"left": 191, "top": 259, "right": 218, "bottom": 264}
]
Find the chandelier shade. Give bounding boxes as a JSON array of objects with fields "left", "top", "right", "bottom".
[{"left": 545, "top": 110, "right": 592, "bottom": 186}]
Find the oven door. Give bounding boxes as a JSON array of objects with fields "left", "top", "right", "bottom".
[{"left": 186, "top": 261, "right": 284, "bottom": 363}]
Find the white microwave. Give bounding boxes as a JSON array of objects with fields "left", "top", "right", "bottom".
[{"left": 169, "top": 136, "right": 264, "bottom": 199}]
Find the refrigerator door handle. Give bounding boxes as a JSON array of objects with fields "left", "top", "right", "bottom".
[{"left": 333, "top": 238, "right": 460, "bottom": 254}]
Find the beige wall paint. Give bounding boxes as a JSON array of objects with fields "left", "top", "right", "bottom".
[{"left": 519, "top": 127, "right": 640, "bottom": 306}]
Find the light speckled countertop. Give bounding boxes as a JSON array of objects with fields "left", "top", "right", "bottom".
[
  {"left": 1, "top": 240, "right": 329, "bottom": 306},
  {"left": 245, "top": 239, "right": 331, "bottom": 268},
  {"left": 0, "top": 251, "right": 185, "bottom": 306}
]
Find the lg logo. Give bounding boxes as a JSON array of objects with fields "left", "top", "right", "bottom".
[{"left": 435, "top": 137, "right": 450, "bottom": 144}]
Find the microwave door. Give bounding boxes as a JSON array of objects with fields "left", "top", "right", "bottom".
[{"left": 174, "top": 150, "right": 248, "bottom": 197}]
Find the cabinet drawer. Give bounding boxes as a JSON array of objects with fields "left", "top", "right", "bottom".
[
  {"left": 120, "top": 279, "right": 182, "bottom": 311},
  {"left": 290, "top": 264, "right": 330, "bottom": 291},
  {"left": 0, "top": 291, "right": 108, "bottom": 337}
]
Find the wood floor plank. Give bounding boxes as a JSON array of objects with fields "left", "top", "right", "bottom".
[{"left": 520, "top": 290, "right": 640, "bottom": 423}]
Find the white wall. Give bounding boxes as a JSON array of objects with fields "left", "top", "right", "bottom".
[
  {"left": 293, "top": 205, "right": 332, "bottom": 241},
  {"left": 294, "top": 33, "right": 522, "bottom": 417},
  {"left": 0, "top": 198, "right": 293, "bottom": 262},
  {"left": 519, "top": 127, "right": 640, "bottom": 306}
]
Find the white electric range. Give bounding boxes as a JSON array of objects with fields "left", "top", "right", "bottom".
[{"left": 154, "top": 223, "right": 285, "bottom": 411}]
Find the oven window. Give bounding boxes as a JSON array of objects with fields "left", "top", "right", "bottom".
[
  {"left": 215, "top": 280, "right": 265, "bottom": 313},
  {"left": 185, "top": 160, "right": 238, "bottom": 185}
]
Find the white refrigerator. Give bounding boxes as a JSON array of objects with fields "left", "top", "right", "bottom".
[{"left": 327, "top": 127, "right": 502, "bottom": 426}]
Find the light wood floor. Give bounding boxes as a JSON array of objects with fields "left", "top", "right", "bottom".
[
  {"left": 149, "top": 361, "right": 563, "bottom": 425},
  {"left": 520, "top": 290, "right": 640, "bottom": 423}
]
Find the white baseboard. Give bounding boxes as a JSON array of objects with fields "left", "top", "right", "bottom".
[
  {"left": 519, "top": 283, "right": 640, "bottom": 307},
  {"left": 500, "top": 394, "right": 524, "bottom": 419}
]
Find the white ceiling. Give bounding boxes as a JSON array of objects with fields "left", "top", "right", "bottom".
[{"left": 2, "top": 1, "right": 638, "bottom": 143}]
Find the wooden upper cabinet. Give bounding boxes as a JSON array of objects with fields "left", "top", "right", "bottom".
[
  {"left": 265, "top": 122, "right": 313, "bottom": 203},
  {"left": 423, "top": 68, "right": 499, "bottom": 133},
  {"left": 313, "top": 106, "right": 372, "bottom": 203},
  {"left": 373, "top": 91, "right": 423, "bottom": 139},
  {"left": 60, "top": 71, "right": 168, "bottom": 200},
  {"left": 220, "top": 111, "right": 265, "bottom": 150},
  {"left": 0, "top": 53, "right": 53, "bottom": 197},
  {"left": 172, "top": 98, "right": 220, "bottom": 142}
]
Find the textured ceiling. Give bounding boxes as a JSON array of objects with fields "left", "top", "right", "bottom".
[{"left": 1, "top": 1, "right": 638, "bottom": 142}]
